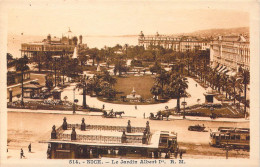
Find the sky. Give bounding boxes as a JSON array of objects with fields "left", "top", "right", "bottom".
[{"left": 6, "top": 1, "right": 250, "bottom": 36}]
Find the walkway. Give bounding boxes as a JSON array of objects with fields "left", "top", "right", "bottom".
[
  {"left": 61, "top": 77, "right": 221, "bottom": 118},
  {"left": 7, "top": 108, "right": 248, "bottom": 123}
]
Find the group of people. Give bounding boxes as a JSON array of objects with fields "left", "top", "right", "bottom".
[{"left": 20, "top": 143, "right": 31, "bottom": 159}]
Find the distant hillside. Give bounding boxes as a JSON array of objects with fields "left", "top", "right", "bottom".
[{"left": 184, "top": 27, "right": 249, "bottom": 38}]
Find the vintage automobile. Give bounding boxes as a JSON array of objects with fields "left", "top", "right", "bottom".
[{"left": 188, "top": 124, "right": 206, "bottom": 132}]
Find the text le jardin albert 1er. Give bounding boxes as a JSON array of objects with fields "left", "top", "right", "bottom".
[{"left": 69, "top": 159, "right": 185, "bottom": 165}]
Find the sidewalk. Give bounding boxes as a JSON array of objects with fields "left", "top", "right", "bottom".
[
  {"left": 7, "top": 79, "right": 39, "bottom": 89},
  {"left": 7, "top": 108, "right": 103, "bottom": 116},
  {"left": 168, "top": 115, "right": 249, "bottom": 123},
  {"left": 7, "top": 108, "right": 249, "bottom": 123}
]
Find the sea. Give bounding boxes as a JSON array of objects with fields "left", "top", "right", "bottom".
[{"left": 7, "top": 34, "right": 138, "bottom": 58}]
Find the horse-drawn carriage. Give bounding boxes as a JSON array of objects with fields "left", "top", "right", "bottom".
[
  {"left": 149, "top": 113, "right": 161, "bottom": 120},
  {"left": 149, "top": 111, "right": 170, "bottom": 120},
  {"left": 103, "top": 110, "right": 125, "bottom": 118}
]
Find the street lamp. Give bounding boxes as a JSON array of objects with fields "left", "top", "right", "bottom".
[
  {"left": 73, "top": 88, "right": 76, "bottom": 114},
  {"left": 210, "top": 107, "right": 214, "bottom": 117},
  {"left": 9, "top": 88, "right": 13, "bottom": 102},
  {"left": 181, "top": 98, "right": 187, "bottom": 119}
]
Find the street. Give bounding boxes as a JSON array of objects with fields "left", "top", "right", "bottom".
[{"left": 7, "top": 112, "right": 249, "bottom": 159}]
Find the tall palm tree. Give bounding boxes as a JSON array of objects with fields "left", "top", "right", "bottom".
[
  {"left": 167, "top": 73, "right": 188, "bottom": 112},
  {"left": 15, "top": 56, "right": 30, "bottom": 105},
  {"left": 220, "top": 73, "right": 229, "bottom": 98},
  {"left": 155, "top": 69, "right": 169, "bottom": 98},
  {"left": 228, "top": 75, "right": 242, "bottom": 105},
  {"left": 238, "top": 68, "right": 250, "bottom": 116}
]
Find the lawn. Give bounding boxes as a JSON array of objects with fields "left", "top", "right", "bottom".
[{"left": 114, "top": 74, "right": 155, "bottom": 100}]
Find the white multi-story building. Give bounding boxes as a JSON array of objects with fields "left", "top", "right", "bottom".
[
  {"left": 210, "top": 35, "right": 250, "bottom": 75},
  {"left": 138, "top": 31, "right": 210, "bottom": 52}
]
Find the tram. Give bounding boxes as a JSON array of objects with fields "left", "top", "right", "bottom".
[{"left": 209, "top": 127, "right": 250, "bottom": 149}]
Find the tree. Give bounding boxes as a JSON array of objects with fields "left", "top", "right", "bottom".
[
  {"left": 220, "top": 73, "right": 229, "bottom": 98},
  {"left": 238, "top": 68, "right": 250, "bottom": 116},
  {"left": 149, "top": 61, "right": 162, "bottom": 75},
  {"left": 87, "top": 48, "right": 99, "bottom": 66},
  {"left": 78, "top": 49, "right": 89, "bottom": 66},
  {"left": 7, "top": 53, "right": 15, "bottom": 67},
  {"left": 166, "top": 73, "right": 188, "bottom": 112},
  {"left": 45, "top": 74, "right": 54, "bottom": 90},
  {"left": 101, "top": 70, "right": 117, "bottom": 87},
  {"left": 150, "top": 85, "right": 163, "bottom": 100},
  {"left": 76, "top": 76, "right": 89, "bottom": 109},
  {"left": 228, "top": 75, "right": 242, "bottom": 105},
  {"left": 15, "top": 56, "right": 30, "bottom": 105},
  {"left": 114, "top": 60, "right": 126, "bottom": 76},
  {"left": 101, "top": 85, "right": 116, "bottom": 100},
  {"left": 155, "top": 69, "right": 169, "bottom": 98}
]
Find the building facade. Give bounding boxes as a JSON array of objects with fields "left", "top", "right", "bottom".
[
  {"left": 20, "top": 29, "right": 87, "bottom": 58},
  {"left": 210, "top": 35, "right": 250, "bottom": 73},
  {"left": 138, "top": 31, "right": 210, "bottom": 52}
]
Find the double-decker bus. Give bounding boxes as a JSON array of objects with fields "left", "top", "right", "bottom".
[{"left": 209, "top": 127, "right": 250, "bottom": 149}]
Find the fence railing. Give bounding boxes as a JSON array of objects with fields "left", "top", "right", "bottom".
[
  {"left": 65, "top": 124, "right": 146, "bottom": 133},
  {"left": 54, "top": 124, "right": 150, "bottom": 144}
]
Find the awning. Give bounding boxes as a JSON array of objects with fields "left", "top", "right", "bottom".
[
  {"left": 217, "top": 65, "right": 223, "bottom": 71},
  {"left": 219, "top": 66, "right": 227, "bottom": 73},
  {"left": 223, "top": 69, "right": 229, "bottom": 74}
]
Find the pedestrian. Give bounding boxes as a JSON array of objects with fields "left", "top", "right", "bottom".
[
  {"left": 135, "top": 105, "right": 137, "bottom": 110},
  {"left": 174, "top": 151, "right": 178, "bottom": 159},
  {"left": 180, "top": 150, "right": 183, "bottom": 159},
  {"left": 28, "top": 143, "right": 31, "bottom": 152},
  {"left": 20, "top": 148, "right": 25, "bottom": 159},
  {"left": 143, "top": 113, "right": 145, "bottom": 119},
  {"left": 103, "top": 104, "right": 105, "bottom": 110}
]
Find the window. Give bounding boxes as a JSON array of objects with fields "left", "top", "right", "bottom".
[
  {"left": 225, "top": 135, "right": 230, "bottom": 140},
  {"left": 221, "top": 135, "right": 225, "bottom": 140}
]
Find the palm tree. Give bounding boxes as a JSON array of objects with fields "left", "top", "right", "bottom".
[
  {"left": 166, "top": 73, "right": 188, "bottom": 112},
  {"left": 238, "top": 68, "right": 250, "bottom": 116},
  {"left": 15, "top": 56, "right": 30, "bottom": 105},
  {"left": 220, "top": 73, "right": 229, "bottom": 98},
  {"left": 76, "top": 76, "right": 89, "bottom": 109},
  {"left": 228, "top": 75, "right": 242, "bottom": 105},
  {"left": 155, "top": 69, "right": 169, "bottom": 98}
]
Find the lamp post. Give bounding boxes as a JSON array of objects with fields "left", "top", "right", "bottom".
[
  {"left": 73, "top": 88, "right": 76, "bottom": 114},
  {"left": 9, "top": 88, "right": 13, "bottom": 102},
  {"left": 181, "top": 98, "right": 187, "bottom": 119},
  {"left": 210, "top": 107, "right": 214, "bottom": 118},
  {"left": 54, "top": 57, "right": 57, "bottom": 87}
]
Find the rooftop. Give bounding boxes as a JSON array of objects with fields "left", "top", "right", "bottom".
[{"left": 48, "top": 119, "right": 177, "bottom": 149}]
